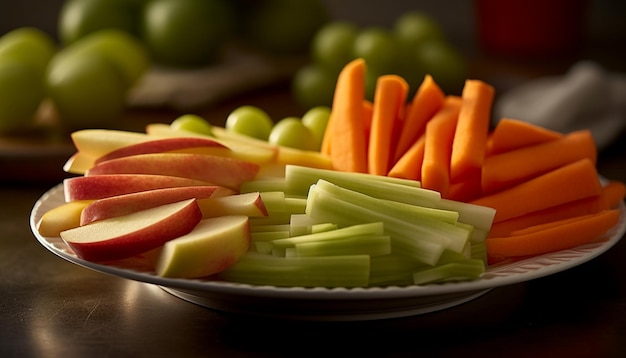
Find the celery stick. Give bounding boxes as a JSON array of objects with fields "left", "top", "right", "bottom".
[
  {"left": 369, "top": 254, "right": 428, "bottom": 286},
  {"left": 293, "top": 235, "right": 391, "bottom": 257},
  {"left": 285, "top": 165, "right": 440, "bottom": 206},
  {"left": 254, "top": 241, "right": 273, "bottom": 254},
  {"left": 412, "top": 259, "right": 485, "bottom": 285},
  {"left": 271, "top": 222, "right": 384, "bottom": 249},
  {"left": 470, "top": 227, "right": 489, "bottom": 243},
  {"left": 240, "top": 178, "right": 287, "bottom": 193},
  {"left": 306, "top": 188, "right": 447, "bottom": 266},
  {"left": 249, "top": 213, "right": 292, "bottom": 226},
  {"left": 314, "top": 179, "right": 459, "bottom": 224},
  {"left": 436, "top": 198, "right": 496, "bottom": 232},
  {"left": 218, "top": 252, "right": 371, "bottom": 287},
  {"left": 250, "top": 224, "right": 291, "bottom": 233},
  {"left": 285, "top": 197, "right": 307, "bottom": 214},
  {"left": 471, "top": 242, "right": 487, "bottom": 263},
  {"left": 251, "top": 231, "right": 291, "bottom": 242},
  {"left": 259, "top": 191, "right": 286, "bottom": 214},
  {"left": 309, "top": 181, "right": 471, "bottom": 255},
  {"left": 311, "top": 222, "right": 337, "bottom": 234}
]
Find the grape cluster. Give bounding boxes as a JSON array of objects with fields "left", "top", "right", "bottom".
[{"left": 292, "top": 12, "right": 467, "bottom": 109}]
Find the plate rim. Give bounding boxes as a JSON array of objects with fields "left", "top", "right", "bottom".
[{"left": 30, "top": 182, "right": 626, "bottom": 301}]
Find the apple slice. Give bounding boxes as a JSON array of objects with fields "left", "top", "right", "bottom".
[
  {"left": 60, "top": 199, "right": 202, "bottom": 262},
  {"left": 81, "top": 185, "right": 235, "bottom": 225},
  {"left": 64, "top": 174, "right": 212, "bottom": 201},
  {"left": 94, "top": 137, "right": 230, "bottom": 164},
  {"left": 85, "top": 153, "right": 260, "bottom": 190},
  {"left": 37, "top": 200, "right": 94, "bottom": 237},
  {"left": 197, "top": 192, "right": 268, "bottom": 218},
  {"left": 156, "top": 215, "right": 251, "bottom": 278},
  {"left": 63, "top": 151, "right": 98, "bottom": 175},
  {"left": 71, "top": 129, "right": 152, "bottom": 157}
]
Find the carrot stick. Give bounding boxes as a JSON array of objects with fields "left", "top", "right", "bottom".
[
  {"left": 488, "top": 180, "right": 625, "bottom": 237},
  {"left": 486, "top": 118, "right": 564, "bottom": 156},
  {"left": 322, "top": 58, "right": 368, "bottom": 173},
  {"left": 450, "top": 80, "right": 495, "bottom": 183},
  {"left": 446, "top": 174, "right": 482, "bottom": 202},
  {"left": 481, "top": 129, "right": 597, "bottom": 194},
  {"left": 420, "top": 96, "right": 462, "bottom": 196},
  {"left": 486, "top": 209, "right": 620, "bottom": 258},
  {"left": 470, "top": 158, "right": 603, "bottom": 222},
  {"left": 393, "top": 74, "right": 445, "bottom": 163},
  {"left": 368, "top": 75, "right": 409, "bottom": 175},
  {"left": 387, "top": 135, "right": 426, "bottom": 181}
]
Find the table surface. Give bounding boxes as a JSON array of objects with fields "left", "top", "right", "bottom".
[{"left": 2, "top": 55, "right": 626, "bottom": 357}]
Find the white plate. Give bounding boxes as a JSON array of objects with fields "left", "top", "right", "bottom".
[{"left": 30, "top": 184, "right": 626, "bottom": 321}]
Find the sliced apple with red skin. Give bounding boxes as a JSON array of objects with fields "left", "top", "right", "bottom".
[
  {"left": 197, "top": 192, "right": 268, "bottom": 218},
  {"left": 37, "top": 200, "right": 94, "bottom": 237},
  {"left": 146, "top": 123, "right": 278, "bottom": 165},
  {"left": 64, "top": 174, "right": 212, "bottom": 201},
  {"left": 94, "top": 137, "right": 230, "bottom": 164},
  {"left": 60, "top": 199, "right": 203, "bottom": 262},
  {"left": 80, "top": 185, "right": 235, "bottom": 225},
  {"left": 85, "top": 153, "right": 260, "bottom": 191},
  {"left": 156, "top": 215, "right": 251, "bottom": 278},
  {"left": 64, "top": 151, "right": 98, "bottom": 175},
  {"left": 71, "top": 129, "right": 152, "bottom": 157}
]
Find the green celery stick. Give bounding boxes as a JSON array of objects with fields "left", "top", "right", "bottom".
[
  {"left": 309, "top": 181, "right": 471, "bottom": 255},
  {"left": 436, "top": 198, "right": 496, "bottom": 232},
  {"left": 412, "top": 259, "right": 485, "bottom": 285},
  {"left": 285, "top": 165, "right": 440, "bottom": 206},
  {"left": 285, "top": 197, "right": 307, "bottom": 214},
  {"left": 251, "top": 231, "right": 291, "bottom": 242},
  {"left": 314, "top": 179, "right": 459, "bottom": 224},
  {"left": 271, "top": 222, "right": 384, "bottom": 249},
  {"left": 259, "top": 191, "right": 286, "bottom": 214},
  {"left": 369, "top": 254, "right": 428, "bottom": 286},
  {"left": 470, "top": 242, "right": 487, "bottom": 263},
  {"left": 311, "top": 222, "right": 337, "bottom": 234},
  {"left": 251, "top": 224, "right": 291, "bottom": 233},
  {"left": 249, "top": 213, "right": 292, "bottom": 226},
  {"left": 292, "top": 235, "right": 391, "bottom": 257},
  {"left": 240, "top": 178, "right": 288, "bottom": 193},
  {"left": 217, "top": 253, "right": 371, "bottom": 287},
  {"left": 306, "top": 188, "right": 447, "bottom": 266},
  {"left": 254, "top": 241, "right": 273, "bottom": 254}
]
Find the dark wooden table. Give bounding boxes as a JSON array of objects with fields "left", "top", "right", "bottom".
[{"left": 1, "top": 54, "right": 625, "bottom": 357}]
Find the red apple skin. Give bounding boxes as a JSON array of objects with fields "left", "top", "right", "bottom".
[
  {"left": 156, "top": 215, "right": 251, "bottom": 278},
  {"left": 61, "top": 199, "right": 203, "bottom": 262},
  {"left": 64, "top": 174, "right": 213, "bottom": 201},
  {"left": 94, "top": 137, "right": 229, "bottom": 164},
  {"left": 80, "top": 185, "right": 235, "bottom": 225},
  {"left": 85, "top": 153, "right": 260, "bottom": 190}
]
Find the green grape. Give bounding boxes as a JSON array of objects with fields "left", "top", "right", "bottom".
[
  {"left": 62, "top": 29, "right": 150, "bottom": 87},
  {"left": 0, "top": 27, "right": 57, "bottom": 76},
  {"left": 0, "top": 61, "right": 45, "bottom": 134},
  {"left": 268, "top": 117, "right": 317, "bottom": 151},
  {"left": 58, "top": 0, "right": 138, "bottom": 46},
  {"left": 243, "top": 0, "right": 328, "bottom": 54},
  {"left": 140, "top": 0, "right": 235, "bottom": 67},
  {"left": 225, "top": 105, "right": 274, "bottom": 140},
  {"left": 393, "top": 12, "right": 445, "bottom": 49},
  {"left": 311, "top": 21, "right": 358, "bottom": 74},
  {"left": 414, "top": 41, "right": 466, "bottom": 94},
  {"left": 301, "top": 106, "right": 331, "bottom": 151},
  {"left": 46, "top": 52, "right": 127, "bottom": 128},
  {"left": 171, "top": 114, "right": 213, "bottom": 136},
  {"left": 292, "top": 64, "right": 336, "bottom": 109},
  {"left": 353, "top": 27, "right": 399, "bottom": 75}
]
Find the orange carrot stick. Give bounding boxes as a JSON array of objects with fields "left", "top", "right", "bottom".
[
  {"left": 387, "top": 135, "right": 426, "bottom": 181},
  {"left": 488, "top": 180, "right": 625, "bottom": 237},
  {"left": 486, "top": 209, "right": 620, "bottom": 258},
  {"left": 393, "top": 75, "right": 445, "bottom": 163},
  {"left": 445, "top": 171, "right": 482, "bottom": 202},
  {"left": 420, "top": 96, "right": 462, "bottom": 196},
  {"left": 450, "top": 80, "right": 495, "bottom": 183},
  {"left": 368, "top": 75, "right": 409, "bottom": 175},
  {"left": 486, "top": 118, "right": 564, "bottom": 156},
  {"left": 322, "top": 58, "right": 368, "bottom": 173},
  {"left": 471, "top": 158, "right": 603, "bottom": 222},
  {"left": 481, "top": 129, "right": 597, "bottom": 194}
]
